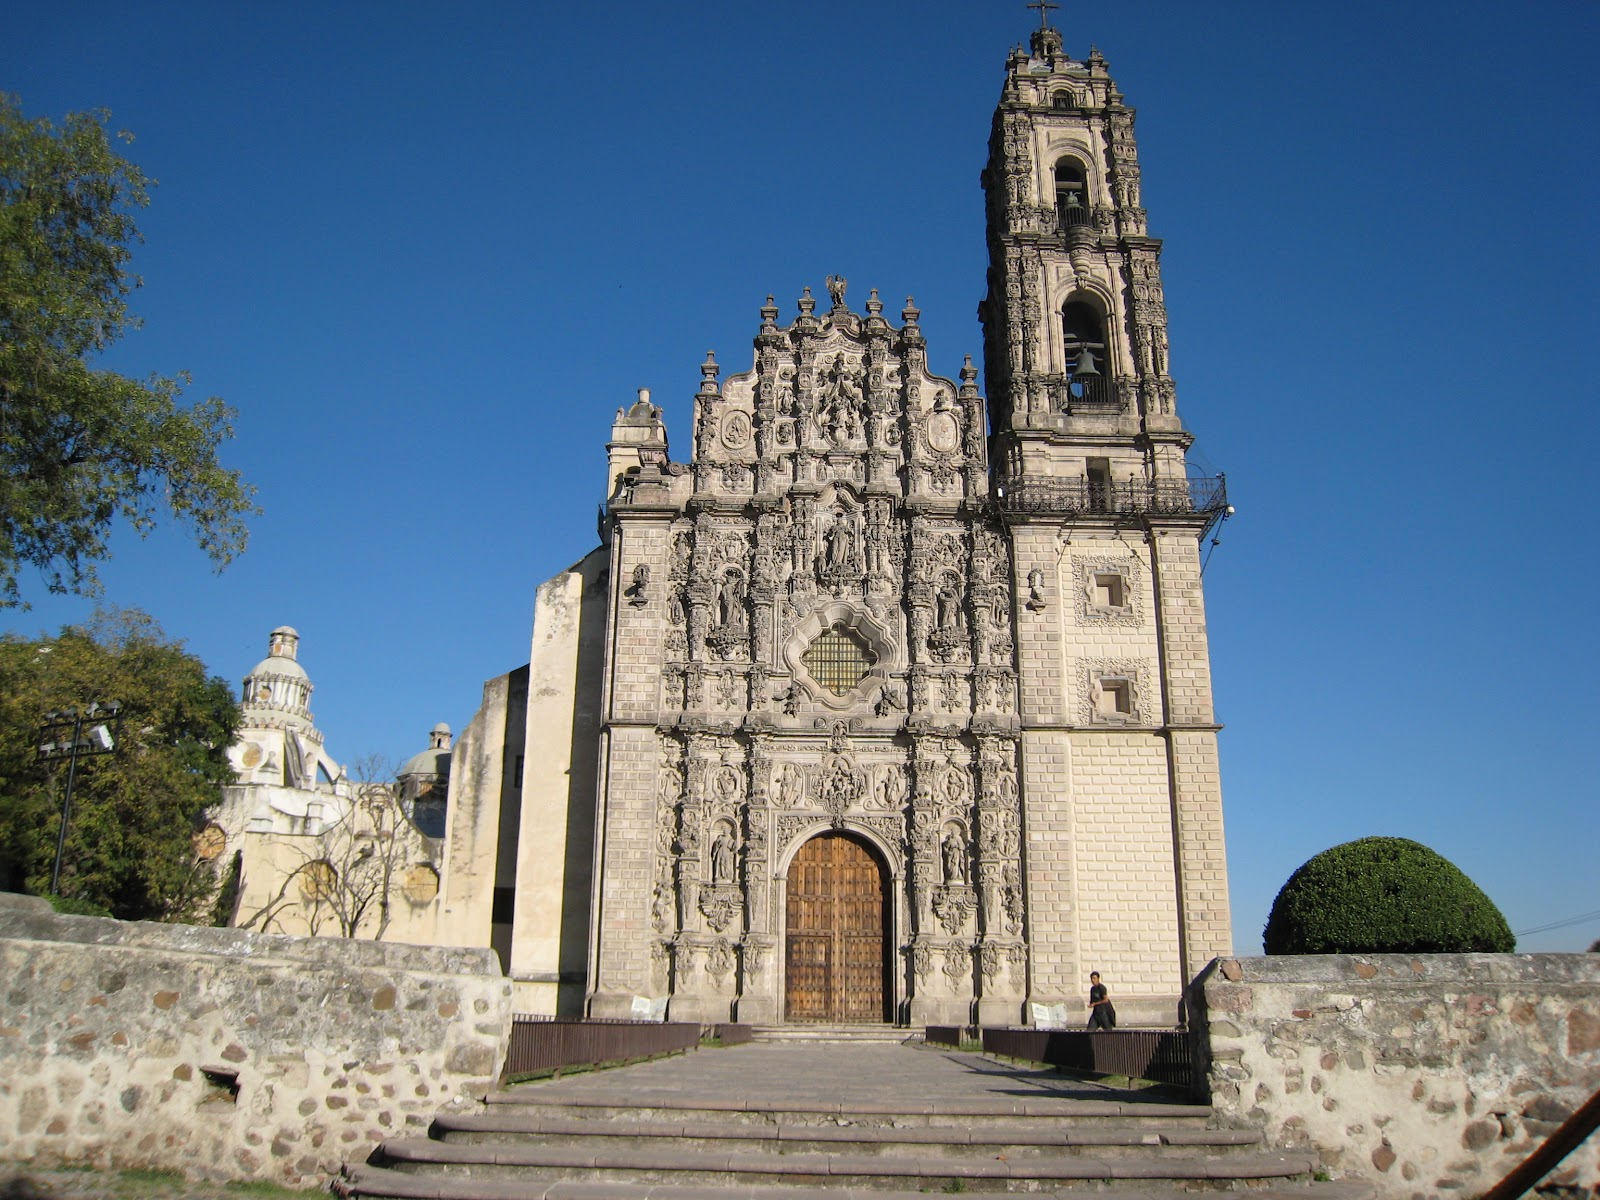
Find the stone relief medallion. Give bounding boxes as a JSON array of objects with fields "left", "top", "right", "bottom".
[
  {"left": 721, "top": 411, "right": 752, "bottom": 450},
  {"left": 926, "top": 409, "right": 960, "bottom": 455}
]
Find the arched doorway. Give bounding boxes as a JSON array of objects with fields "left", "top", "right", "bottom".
[{"left": 784, "top": 832, "right": 889, "bottom": 1023}]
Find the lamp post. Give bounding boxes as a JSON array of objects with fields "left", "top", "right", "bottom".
[{"left": 37, "top": 702, "right": 123, "bottom": 896}]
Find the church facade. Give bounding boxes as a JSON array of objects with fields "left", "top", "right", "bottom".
[{"left": 429, "top": 23, "right": 1233, "bottom": 1028}]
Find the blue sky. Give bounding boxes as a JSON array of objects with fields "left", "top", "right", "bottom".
[{"left": 6, "top": 1, "right": 1597, "bottom": 954}]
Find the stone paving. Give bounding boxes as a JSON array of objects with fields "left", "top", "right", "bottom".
[{"left": 494, "top": 1041, "right": 1187, "bottom": 1111}]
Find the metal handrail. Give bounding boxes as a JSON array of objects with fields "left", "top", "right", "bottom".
[{"left": 1476, "top": 1085, "right": 1600, "bottom": 1200}]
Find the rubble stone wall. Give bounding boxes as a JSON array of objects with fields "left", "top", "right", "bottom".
[
  {"left": 1193, "top": 954, "right": 1600, "bottom": 1197},
  {"left": 0, "top": 897, "right": 511, "bottom": 1186}
]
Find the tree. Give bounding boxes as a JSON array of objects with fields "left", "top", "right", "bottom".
[
  {"left": 0, "top": 607, "right": 239, "bottom": 919},
  {"left": 0, "top": 94, "right": 256, "bottom": 607},
  {"left": 1263, "top": 837, "right": 1515, "bottom": 955}
]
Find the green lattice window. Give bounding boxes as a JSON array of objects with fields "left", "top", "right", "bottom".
[{"left": 802, "top": 624, "right": 875, "bottom": 695}]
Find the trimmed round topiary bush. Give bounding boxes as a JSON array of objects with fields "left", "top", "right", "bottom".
[{"left": 1263, "top": 837, "right": 1514, "bottom": 955}]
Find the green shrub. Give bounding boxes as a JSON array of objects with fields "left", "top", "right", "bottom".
[
  {"left": 1263, "top": 837, "right": 1514, "bottom": 955},
  {"left": 45, "top": 893, "right": 114, "bottom": 918}
]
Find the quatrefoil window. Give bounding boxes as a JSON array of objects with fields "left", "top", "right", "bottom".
[{"left": 801, "top": 623, "right": 876, "bottom": 696}]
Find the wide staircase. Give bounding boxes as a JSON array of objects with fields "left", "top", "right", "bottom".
[{"left": 337, "top": 1040, "right": 1372, "bottom": 1200}]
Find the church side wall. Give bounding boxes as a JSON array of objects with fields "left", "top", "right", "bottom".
[
  {"left": 0, "top": 900, "right": 509, "bottom": 1189},
  {"left": 436, "top": 673, "right": 510, "bottom": 957},
  {"left": 1018, "top": 729, "right": 1079, "bottom": 1007},
  {"left": 589, "top": 518, "right": 672, "bottom": 1018},
  {"left": 509, "top": 556, "right": 604, "bottom": 1014},
  {"left": 1149, "top": 529, "right": 1231, "bottom": 976},
  {"left": 1067, "top": 733, "right": 1182, "bottom": 1020},
  {"left": 588, "top": 723, "right": 660, "bottom": 1018}
]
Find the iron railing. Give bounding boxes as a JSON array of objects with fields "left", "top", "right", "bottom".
[
  {"left": 979, "top": 1027, "right": 1198, "bottom": 1095},
  {"left": 503, "top": 1016, "right": 702, "bottom": 1079},
  {"left": 1056, "top": 201, "right": 1092, "bottom": 230},
  {"left": 1057, "top": 372, "right": 1118, "bottom": 410},
  {"left": 502, "top": 1016, "right": 754, "bottom": 1079},
  {"left": 993, "top": 474, "right": 1227, "bottom": 520}
]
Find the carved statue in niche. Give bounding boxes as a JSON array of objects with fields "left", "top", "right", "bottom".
[
  {"left": 710, "top": 828, "right": 737, "bottom": 884},
  {"left": 821, "top": 514, "right": 856, "bottom": 573},
  {"left": 941, "top": 830, "right": 968, "bottom": 884},
  {"left": 716, "top": 571, "right": 746, "bottom": 632}
]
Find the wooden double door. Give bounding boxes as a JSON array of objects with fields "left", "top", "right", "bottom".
[{"left": 784, "top": 833, "right": 889, "bottom": 1023}]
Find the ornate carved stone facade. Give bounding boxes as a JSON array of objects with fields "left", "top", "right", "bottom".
[
  {"left": 595, "top": 279, "right": 1025, "bottom": 1026},
  {"left": 443, "top": 20, "right": 1232, "bottom": 1028}
]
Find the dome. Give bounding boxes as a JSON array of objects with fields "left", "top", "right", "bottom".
[
  {"left": 400, "top": 722, "right": 452, "bottom": 778},
  {"left": 400, "top": 747, "right": 449, "bottom": 777},
  {"left": 247, "top": 653, "right": 308, "bottom": 681},
  {"left": 247, "top": 624, "right": 307, "bottom": 681}
]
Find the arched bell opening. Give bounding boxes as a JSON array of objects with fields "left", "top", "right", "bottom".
[
  {"left": 1061, "top": 299, "right": 1113, "bottom": 409},
  {"left": 782, "top": 831, "right": 891, "bottom": 1024},
  {"left": 1053, "top": 157, "right": 1092, "bottom": 231}
]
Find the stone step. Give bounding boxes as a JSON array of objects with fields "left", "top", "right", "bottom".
[
  {"left": 341, "top": 1167, "right": 1377, "bottom": 1200},
  {"left": 432, "top": 1111, "right": 1261, "bottom": 1159},
  {"left": 343, "top": 1164, "right": 1379, "bottom": 1200},
  {"left": 751, "top": 1025, "right": 918, "bottom": 1044},
  {"left": 370, "top": 1137, "right": 1320, "bottom": 1190},
  {"left": 481, "top": 1090, "right": 1215, "bottom": 1130}
]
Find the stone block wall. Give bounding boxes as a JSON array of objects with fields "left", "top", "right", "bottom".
[
  {"left": 0, "top": 898, "right": 511, "bottom": 1187},
  {"left": 1192, "top": 954, "right": 1600, "bottom": 1197}
]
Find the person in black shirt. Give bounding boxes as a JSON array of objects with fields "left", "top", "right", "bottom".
[{"left": 1086, "top": 971, "right": 1116, "bottom": 1030}]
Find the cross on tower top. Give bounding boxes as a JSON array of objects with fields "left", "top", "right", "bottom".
[{"left": 1027, "top": 0, "right": 1059, "bottom": 30}]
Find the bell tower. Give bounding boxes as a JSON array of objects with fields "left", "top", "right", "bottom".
[{"left": 981, "top": 13, "right": 1234, "bottom": 1017}]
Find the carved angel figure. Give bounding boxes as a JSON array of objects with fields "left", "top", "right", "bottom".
[{"left": 825, "top": 274, "right": 847, "bottom": 309}]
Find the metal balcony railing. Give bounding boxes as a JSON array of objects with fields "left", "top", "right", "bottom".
[
  {"left": 1055, "top": 371, "right": 1118, "bottom": 411},
  {"left": 1056, "top": 200, "right": 1092, "bottom": 230},
  {"left": 993, "top": 474, "right": 1228, "bottom": 519}
]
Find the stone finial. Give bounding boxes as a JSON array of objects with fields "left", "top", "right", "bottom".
[
  {"left": 959, "top": 355, "right": 979, "bottom": 394},
  {"left": 797, "top": 286, "right": 816, "bottom": 317},
  {"left": 699, "top": 351, "right": 720, "bottom": 396},
  {"left": 901, "top": 297, "right": 921, "bottom": 327},
  {"left": 866, "top": 288, "right": 883, "bottom": 317},
  {"left": 760, "top": 295, "right": 779, "bottom": 330}
]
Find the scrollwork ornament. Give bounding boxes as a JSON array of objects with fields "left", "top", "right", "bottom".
[
  {"left": 698, "top": 886, "right": 741, "bottom": 933},
  {"left": 942, "top": 943, "right": 972, "bottom": 989},
  {"left": 707, "top": 937, "right": 735, "bottom": 984},
  {"left": 932, "top": 884, "right": 976, "bottom": 935}
]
